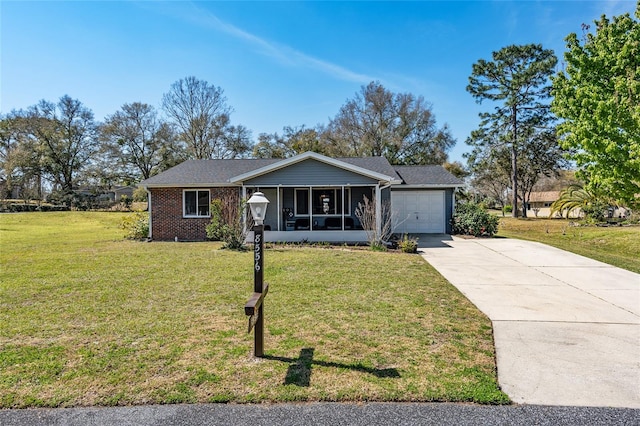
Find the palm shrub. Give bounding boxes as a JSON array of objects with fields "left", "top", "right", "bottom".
[
  {"left": 550, "top": 185, "right": 608, "bottom": 221},
  {"left": 452, "top": 202, "right": 499, "bottom": 237}
]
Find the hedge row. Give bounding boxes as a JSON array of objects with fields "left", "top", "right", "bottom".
[{"left": 0, "top": 204, "right": 70, "bottom": 213}]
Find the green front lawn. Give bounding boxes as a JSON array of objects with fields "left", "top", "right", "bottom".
[
  {"left": 498, "top": 217, "right": 640, "bottom": 273},
  {"left": 0, "top": 212, "right": 508, "bottom": 407}
]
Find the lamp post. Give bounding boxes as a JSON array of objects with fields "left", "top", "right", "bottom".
[{"left": 245, "top": 191, "right": 269, "bottom": 357}]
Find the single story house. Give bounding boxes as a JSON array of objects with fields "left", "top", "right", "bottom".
[
  {"left": 526, "top": 191, "right": 562, "bottom": 217},
  {"left": 140, "top": 151, "right": 463, "bottom": 242}
]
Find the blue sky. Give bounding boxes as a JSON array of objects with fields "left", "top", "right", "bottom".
[{"left": 1, "top": 0, "right": 636, "bottom": 162}]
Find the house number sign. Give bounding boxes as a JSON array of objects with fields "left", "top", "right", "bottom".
[{"left": 254, "top": 232, "right": 262, "bottom": 272}]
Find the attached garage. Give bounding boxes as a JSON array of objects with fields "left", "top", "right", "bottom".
[{"left": 391, "top": 190, "right": 446, "bottom": 234}]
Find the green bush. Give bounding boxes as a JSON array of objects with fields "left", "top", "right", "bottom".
[
  {"left": 370, "top": 241, "right": 387, "bottom": 252},
  {"left": 121, "top": 211, "right": 149, "bottom": 240},
  {"left": 452, "top": 203, "right": 499, "bottom": 237},
  {"left": 398, "top": 234, "right": 419, "bottom": 253},
  {"left": 503, "top": 204, "right": 513, "bottom": 214},
  {"left": 205, "top": 198, "right": 248, "bottom": 251},
  {"left": 133, "top": 186, "right": 148, "bottom": 202},
  {"left": 119, "top": 195, "right": 133, "bottom": 210},
  {"left": 205, "top": 200, "right": 225, "bottom": 241},
  {"left": 581, "top": 200, "right": 608, "bottom": 223},
  {"left": 0, "top": 203, "right": 69, "bottom": 213}
]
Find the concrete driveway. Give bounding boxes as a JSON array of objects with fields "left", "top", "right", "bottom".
[{"left": 418, "top": 235, "right": 640, "bottom": 408}]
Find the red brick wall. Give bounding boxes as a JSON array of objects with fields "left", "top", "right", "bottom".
[{"left": 149, "top": 187, "right": 241, "bottom": 241}]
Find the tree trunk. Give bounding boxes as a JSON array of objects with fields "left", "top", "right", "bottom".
[{"left": 511, "top": 106, "right": 519, "bottom": 218}]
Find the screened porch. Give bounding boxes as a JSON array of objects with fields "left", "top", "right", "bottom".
[{"left": 243, "top": 185, "right": 385, "bottom": 243}]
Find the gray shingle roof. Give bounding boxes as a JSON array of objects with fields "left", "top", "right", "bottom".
[
  {"left": 140, "top": 154, "right": 462, "bottom": 187},
  {"left": 140, "top": 158, "right": 280, "bottom": 186},
  {"left": 393, "top": 165, "right": 463, "bottom": 186},
  {"left": 337, "top": 156, "right": 399, "bottom": 178}
]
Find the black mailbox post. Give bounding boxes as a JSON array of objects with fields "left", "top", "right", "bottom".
[{"left": 244, "top": 192, "right": 269, "bottom": 358}]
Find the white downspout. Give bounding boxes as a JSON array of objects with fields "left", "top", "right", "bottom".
[
  {"left": 375, "top": 184, "right": 381, "bottom": 240},
  {"left": 146, "top": 187, "right": 152, "bottom": 240}
]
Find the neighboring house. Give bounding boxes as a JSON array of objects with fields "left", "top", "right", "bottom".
[
  {"left": 527, "top": 191, "right": 632, "bottom": 220},
  {"left": 110, "top": 186, "right": 136, "bottom": 202},
  {"left": 74, "top": 185, "right": 136, "bottom": 202},
  {"left": 526, "top": 191, "right": 561, "bottom": 217},
  {"left": 140, "top": 151, "right": 463, "bottom": 242}
]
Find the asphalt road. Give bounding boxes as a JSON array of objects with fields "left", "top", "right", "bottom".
[{"left": 0, "top": 402, "right": 638, "bottom": 426}]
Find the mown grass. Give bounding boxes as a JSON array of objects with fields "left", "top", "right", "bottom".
[
  {"left": 0, "top": 212, "right": 508, "bottom": 408},
  {"left": 497, "top": 217, "right": 640, "bottom": 273}
]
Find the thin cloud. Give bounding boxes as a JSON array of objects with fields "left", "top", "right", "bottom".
[{"left": 149, "top": 1, "right": 377, "bottom": 84}]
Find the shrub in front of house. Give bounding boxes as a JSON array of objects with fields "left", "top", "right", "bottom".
[
  {"left": 205, "top": 198, "right": 248, "bottom": 250},
  {"left": 121, "top": 211, "right": 149, "bottom": 240},
  {"left": 205, "top": 199, "right": 225, "bottom": 241},
  {"left": 452, "top": 202, "right": 499, "bottom": 237},
  {"left": 398, "top": 234, "right": 419, "bottom": 253}
]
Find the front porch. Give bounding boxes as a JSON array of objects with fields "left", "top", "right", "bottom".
[{"left": 243, "top": 185, "right": 384, "bottom": 243}]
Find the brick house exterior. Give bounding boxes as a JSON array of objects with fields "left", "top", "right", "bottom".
[{"left": 149, "top": 187, "right": 240, "bottom": 241}]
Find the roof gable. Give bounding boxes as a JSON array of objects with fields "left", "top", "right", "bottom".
[{"left": 230, "top": 151, "right": 400, "bottom": 184}]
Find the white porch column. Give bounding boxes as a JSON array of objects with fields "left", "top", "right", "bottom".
[
  {"left": 309, "top": 186, "right": 313, "bottom": 231},
  {"left": 375, "top": 184, "right": 381, "bottom": 240},
  {"left": 277, "top": 186, "right": 281, "bottom": 231}
]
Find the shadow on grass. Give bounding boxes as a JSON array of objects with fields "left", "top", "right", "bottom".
[{"left": 263, "top": 348, "right": 401, "bottom": 387}]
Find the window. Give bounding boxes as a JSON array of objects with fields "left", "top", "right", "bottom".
[{"left": 184, "top": 190, "right": 210, "bottom": 217}]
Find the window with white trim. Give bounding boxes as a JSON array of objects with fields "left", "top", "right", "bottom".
[{"left": 183, "top": 190, "right": 210, "bottom": 217}]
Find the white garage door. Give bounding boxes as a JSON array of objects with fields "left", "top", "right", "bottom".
[{"left": 391, "top": 191, "right": 445, "bottom": 234}]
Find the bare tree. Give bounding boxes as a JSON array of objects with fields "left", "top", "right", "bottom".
[
  {"left": 162, "top": 76, "right": 249, "bottom": 159},
  {"left": 252, "top": 125, "right": 335, "bottom": 159},
  {"left": 326, "top": 81, "right": 455, "bottom": 165},
  {"left": 355, "top": 195, "right": 396, "bottom": 249}
]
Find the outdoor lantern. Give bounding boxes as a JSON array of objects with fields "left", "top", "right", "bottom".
[{"left": 247, "top": 191, "right": 270, "bottom": 225}]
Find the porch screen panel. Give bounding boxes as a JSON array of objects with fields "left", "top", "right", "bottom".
[
  {"left": 295, "top": 189, "right": 309, "bottom": 215},
  {"left": 311, "top": 189, "right": 350, "bottom": 215}
]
